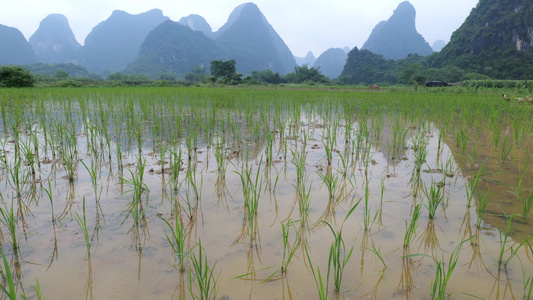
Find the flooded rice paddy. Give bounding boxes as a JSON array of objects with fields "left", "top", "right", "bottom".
[{"left": 0, "top": 87, "right": 532, "bottom": 299}]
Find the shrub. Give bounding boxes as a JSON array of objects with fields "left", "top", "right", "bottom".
[{"left": 0, "top": 66, "right": 35, "bottom": 88}]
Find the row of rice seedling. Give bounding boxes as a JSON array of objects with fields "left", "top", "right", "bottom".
[{"left": 0, "top": 86, "right": 531, "bottom": 299}]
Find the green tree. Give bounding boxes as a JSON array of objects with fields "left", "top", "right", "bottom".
[
  {"left": 209, "top": 59, "right": 242, "bottom": 84},
  {"left": 157, "top": 73, "right": 176, "bottom": 81},
  {"left": 55, "top": 70, "right": 69, "bottom": 80},
  {"left": 250, "top": 69, "right": 282, "bottom": 84},
  {"left": 398, "top": 63, "right": 426, "bottom": 85},
  {"left": 339, "top": 47, "right": 395, "bottom": 85},
  {"left": 0, "top": 66, "right": 35, "bottom": 87},
  {"left": 185, "top": 66, "right": 208, "bottom": 82},
  {"left": 284, "top": 65, "right": 329, "bottom": 84},
  {"left": 107, "top": 72, "right": 127, "bottom": 81},
  {"left": 210, "top": 60, "right": 237, "bottom": 79}
]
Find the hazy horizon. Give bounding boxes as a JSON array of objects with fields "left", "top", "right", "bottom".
[{"left": 0, "top": 0, "right": 478, "bottom": 58}]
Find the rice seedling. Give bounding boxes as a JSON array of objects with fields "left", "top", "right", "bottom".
[
  {"left": 296, "top": 180, "right": 312, "bottom": 224},
  {"left": 318, "top": 169, "right": 338, "bottom": 202},
  {"left": 159, "top": 213, "right": 188, "bottom": 272},
  {"left": 304, "top": 246, "right": 330, "bottom": 300},
  {"left": 188, "top": 241, "right": 220, "bottom": 300},
  {"left": 364, "top": 243, "right": 389, "bottom": 269},
  {"left": 500, "top": 137, "right": 514, "bottom": 167},
  {"left": 522, "top": 262, "right": 533, "bottom": 300},
  {"left": 324, "top": 203, "right": 358, "bottom": 291},
  {"left": 412, "top": 237, "right": 473, "bottom": 299},
  {"left": 0, "top": 198, "right": 18, "bottom": 250},
  {"left": 214, "top": 143, "right": 229, "bottom": 177},
  {"left": 7, "top": 154, "right": 28, "bottom": 198},
  {"left": 43, "top": 180, "right": 56, "bottom": 224},
  {"left": 322, "top": 123, "right": 337, "bottom": 167},
  {"left": 81, "top": 157, "right": 102, "bottom": 202},
  {"left": 185, "top": 131, "right": 198, "bottom": 163},
  {"left": 504, "top": 234, "right": 533, "bottom": 268},
  {"left": 423, "top": 181, "right": 444, "bottom": 219},
  {"left": 19, "top": 138, "right": 36, "bottom": 175},
  {"left": 497, "top": 214, "right": 515, "bottom": 265},
  {"left": 236, "top": 162, "right": 262, "bottom": 240},
  {"left": 58, "top": 142, "right": 77, "bottom": 183},
  {"left": 465, "top": 158, "right": 487, "bottom": 207},
  {"left": 115, "top": 142, "right": 124, "bottom": 172},
  {"left": 31, "top": 277, "right": 44, "bottom": 300},
  {"left": 392, "top": 118, "right": 408, "bottom": 155},
  {"left": 250, "top": 219, "right": 302, "bottom": 283},
  {"left": 2, "top": 86, "right": 533, "bottom": 299},
  {"left": 456, "top": 128, "right": 469, "bottom": 156},
  {"left": 158, "top": 142, "right": 168, "bottom": 175},
  {"left": 475, "top": 190, "right": 490, "bottom": 228},
  {"left": 75, "top": 197, "right": 91, "bottom": 257},
  {"left": 264, "top": 129, "right": 274, "bottom": 166},
  {"left": 412, "top": 137, "right": 428, "bottom": 173},
  {"left": 291, "top": 148, "right": 307, "bottom": 188},
  {"left": 121, "top": 156, "right": 148, "bottom": 226},
  {"left": 0, "top": 249, "right": 16, "bottom": 300},
  {"left": 185, "top": 165, "right": 202, "bottom": 202},
  {"left": 168, "top": 146, "right": 183, "bottom": 190},
  {"left": 336, "top": 151, "right": 349, "bottom": 178},
  {"left": 280, "top": 219, "right": 300, "bottom": 273},
  {"left": 521, "top": 188, "right": 533, "bottom": 219},
  {"left": 436, "top": 238, "right": 476, "bottom": 296},
  {"left": 363, "top": 180, "right": 372, "bottom": 231},
  {"left": 403, "top": 204, "right": 422, "bottom": 249}
]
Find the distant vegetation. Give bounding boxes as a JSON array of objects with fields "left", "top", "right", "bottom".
[{"left": 0, "top": 66, "right": 35, "bottom": 87}]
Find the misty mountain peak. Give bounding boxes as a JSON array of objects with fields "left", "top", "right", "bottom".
[
  {"left": 78, "top": 9, "right": 169, "bottom": 74},
  {"left": 0, "top": 24, "right": 37, "bottom": 65},
  {"left": 216, "top": 2, "right": 265, "bottom": 36},
  {"left": 389, "top": 1, "right": 416, "bottom": 28},
  {"left": 29, "top": 13, "right": 80, "bottom": 63},
  {"left": 215, "top": 2, "right": 296, "bottom": 74},
  {"left": 178, "top": 14, "right": 213, "bottom": 38},
  {"left": 313, "top": 48, "right": 347, "bottom": 79},
  {"left": 295, "top": 51, "right": 316, "bottom": 66},
  {"left": 362, "top": 1, "right": 432, "bottom": 60}
]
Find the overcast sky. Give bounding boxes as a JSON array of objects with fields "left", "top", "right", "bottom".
[{"left": 0, "top": 0, "right": 478, "bottom": 57}]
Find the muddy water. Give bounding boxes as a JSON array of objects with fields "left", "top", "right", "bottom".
[{"left": 0, "top": 93, "right": 532, "bottom": 300}]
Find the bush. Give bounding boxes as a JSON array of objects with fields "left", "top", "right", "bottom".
[
  {"left": 0, "top": 66, "right": 35, "bottom": 87},
  {"left": 59, "top": 79, "right": 82, "bottom": 87}
]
